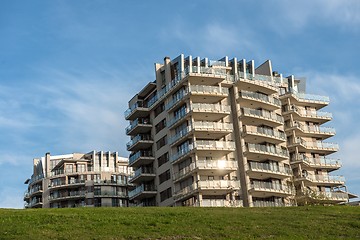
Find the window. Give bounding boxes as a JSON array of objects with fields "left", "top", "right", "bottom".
[
  {"left": 156, "top": 135, "right": 167, "bottom": 150},
  {"left": 155, "top": 118, "right": 166, "bottom": 134},
  {"left": 77, "top": 164, "right": 86, "bottom": 173},
  {"left": 65, "top": 165, "right": 73, "bottom": 173},
  {"left": 158, "top": 152, "right": 169, "bottom": 167},
  {"left": 160, "top": 187, "right": 172, "bottom": 202},
  {"left": 154, "top": 102, "right": 165, "bottom": 118},
  {"left": 159, "top": 170, "right": 171, "bottom": 184}
]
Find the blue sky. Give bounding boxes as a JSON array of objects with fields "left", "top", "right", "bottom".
[{"left": 1, "top": 0, "right": 359, "bottom": 208}]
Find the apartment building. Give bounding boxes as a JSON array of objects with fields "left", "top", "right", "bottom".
[
  {"left": 125, "top": 54, "right": 355, "bottom": 207},
  {"left": 24, "top": 151, "right": 132, "bottom": 208}
]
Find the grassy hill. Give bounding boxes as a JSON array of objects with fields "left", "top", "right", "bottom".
[{"left": 0, "top": 206, "right": 359, "bottom": 239}]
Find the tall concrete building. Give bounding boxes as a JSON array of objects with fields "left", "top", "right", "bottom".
[
  {"left": 125, "top": 54, "right": 355, "bottom": 207},
  {"left": 24, "top": 151, "right": 132, "bottom": 208}
]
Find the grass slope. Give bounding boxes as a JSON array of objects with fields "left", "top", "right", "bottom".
[{"left": 0, "top": 206, "right": 359, "bottom": 239}]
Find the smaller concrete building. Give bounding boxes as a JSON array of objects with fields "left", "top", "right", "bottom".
[{"left": 24, "top": 151, "right": 132, "bottom": 208}]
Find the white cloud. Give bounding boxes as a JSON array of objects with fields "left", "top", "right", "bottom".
[{"left": 265, "top": 0, "right": 360, "bottom": 33}]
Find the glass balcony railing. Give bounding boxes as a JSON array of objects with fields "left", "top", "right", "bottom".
[
  {"left": 124, "top": 101, "right": 148, "bottom": 119},
  {"left": 195, "top": 140, "right": 235, "bottom": 150},
  {"left": 192, "top": 103, "right": 231, "bottom": 113},
  {"left": 125, "top": 118, "right": 151, "bottom": 134},
  {"left": 291, "top": 122, "right": 336, "bottom": 135},
  {"left": 171, "top": 144, "right": 194, "bottom": 162},
  {"left": 198, "top": 180, "right": 240, "bottom": 189},
  {"left": 251, "top": 181, "right": 294, "bottom": 194},
  {"left": 247, "top": 143, "right": 289, "bottom": 157},
  {"left": 94, "top": 191, "right": 127, "bottom": 197},
  {"left": 240, "top": 90, "right": 281, "bottom": 106},
  {"left": 129, "top": 150, "right": 154, "bottom": 165},
  {"left": 49, "top": 191, "right": 86, "bottom": 200},
  {"left": 284, "top": 90, "right": 330, "bottom": 104},
  {"left": 168, "top": 108, "right": 190, "bottom": 127},
  {"left": 292, "top": 137, "right": 339, "bottom": 150},
  {"left": 253, "top": 200, "right": 287, "bottom": 207},
  {"left": 189, "top": 85, "right": 228, "bottom": 95},
  {"left": 165, "top": 90, "right": 188, "bottom": 110},
  {"left": 299, "top": 174, "right": 345, "bottom": 183},
  {"left": 168, "top": 126, "right": 192, "bottom": 145},
  {"left": 304, "top": 190, "right": 348, "bottom": 201},
  {"left": 248, "top": 162, "right": 292, "bottom": 175},
  {"left": 193, "top": 121, "right": 233, "bottom": 131},
  {"left": 129, "top": 184, "right": 156, "bottom": 198},
  {"left": 290, "top": 154, "right": 341, "bottom": 167},
  {"left": 241, "top": 108, "right": 283, "bottom": 123},
  {"left": 243, "top": 126, "right": 286, "bottom": 140},
  {"left": 126, "top": 134, "right": 152, "bottom": 149},
  {"left": 131, "top": 167, "right": 155, "bottom": 179},
  {"left": 195, "top": 199, "right": 243, "bottom": 207}
]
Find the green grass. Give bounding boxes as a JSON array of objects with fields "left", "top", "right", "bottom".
[{"left": 0, "top": 206, "right": 359, "bottom": 239}]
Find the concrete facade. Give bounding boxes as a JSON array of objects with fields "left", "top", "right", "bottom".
[
  {"left": 24, "top": 151, "right": 132, "bottom": 208},
  {"left": 125, "top": 54, "right": 355, "bottom": 207}
]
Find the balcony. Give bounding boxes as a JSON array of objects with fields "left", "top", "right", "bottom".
[
  {"left": 289, "top": 137, "right": 339, "bottom": 154},
  {"left": 94, "top": 191, "right": 127, "bottom": 198},
  {"left": 168, "top": 126, "right": 192, "bottom": 146},
  {"left": 192, "top": 121, "right": 233, "bottom": 139},
  {"left": 124, "top": 101, "right": 149, "bottom": 120},
  {"left": 280, "top": 91, "right": 329, "bottom": 109},
  {"left": 49, "top": 179, "right": 85, "bottom": 189},
  {"left": 290, "top": 154, "right": 341, "bottom": 170},
  {"left": 294, "top": 174, "right": 345, "bottom": 186},
  {"left": 171, "top": 144, "right": 194, "bottom": 163},
  {"left": 245, "top": 143, "right": 289, "bottom": 161},
  {"left": 194, "top": 199, "right": 243, "bottom": 207},
  {"left": 49, "top": 191, "right": 86, "bottom": 201},
  {"left": 236, "top": 72, "right": 278, "bottom": 94},
  {"left": 285, "top": 122, "right": 335, "bottom": 139},
  {"left": 250, "top": 181, "right": 295, "bottom": 197},
  {"left": 94, "top": 179, "right": 128, "bottom": 186},
  {"left": 283, "top": 106, "right": 332, "bottom": 124},
  {"left": 247, "top": 162, "right": 292, "bottom": 179},
  {"left": 174, "top": 180, "right": 240, "bottom": 200},
  {"left": 297, "top": 190, "right": 349, "bottom": 204},
  {"left": 26, "top": 198, "right": 43, "bottom": 208},
  {"left": 189, "top": 85, "right": 228, "bottom": 103},
  {"left": 173, "top": 159, "right": 238, "bottom": 182},
  {"left": 242, "top": 125, "right": 286, "bottom": 144},
  {"left": 165, "top": 90, "right": 188, "bottom": 111},
  {"left": 129, "top": 150, "right": 154, "bottom": 168},
  {"left": 191, "top": 103, "right": 231, "bottom": 121},
  {"left": 252, "top": 200, "right": 288, "bottom": 207},
  {"left": 126, "top": 134, "right": 153, "bottom": 151},
  {"left": 129, "top": 167, "right": 155, "bottom": 184},
  {"left": 129, "top": 184, "right": 156, "bottom": 200},
  {"left": 238, "top": 91, "right": 281, "bottom": 111},
  {"left": 188, "top": 66, "right": 231, "bottom": 85},
  {"left": 168, "top": 108, "right": 190, "bottom": 128},
  {"left": 240, "top": 108, "right": 283, "bottom": 127},
  {"left": 125, "top": 118, "right": 152, "bottom": 135}
]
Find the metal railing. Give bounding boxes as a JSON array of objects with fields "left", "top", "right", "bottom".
[
  {"left": 292, "top": 137, "right": 339, "bottom": 150},
  {"left": 129, "top": 184, "right": 156, "bottom": 198},
  {"left": 129, "top": 150, "right": 153, "bottom": 165},
  {"left": 248, "top": 162, "right": 292, "bottom": 175},
  {"left": 251, "top": 181, "right": 294, "bottom": 194},
  {"left": 126, "top": 134, "right": 152, "bottom": 149},
  {"left": 290, "top": 154, "right": 341, "bottom": 167},
  {"left": 124, "top": 101, "right": 148, "bottom": 118},
  {"left": 125, "top": 118, "right": 151, "bottom": 134}
]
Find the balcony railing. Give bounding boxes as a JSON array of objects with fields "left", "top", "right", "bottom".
[
  {"left": 243, "top": 125, "right": 286, "bottom": 140},
  {"left": 165, "top": 90, "right": 188, "bottom": 110},
  {"left": 173, "top": 160, "right": 238, "bottom": 180},
  {"left": 248, "top": 162, "right": 292, "bottom": 175},
  {"left": 198, "top": 180, "right": 240, "bottom": 189},
  {"left": 94, "top": 179, "right": 127, "bottom": 185},
  {"left": 195, "top": 140, "right": 236, "bottom": 150},
  {"left": 171, "top": 144, "right": 194, "bottom": 162},
  {"left": 237, "top": 72, "right": 281, "bottom": 87},
  {"left": 129, "top": 150, "right": 154, "bottom": 165},
  {"left": 132, "top": 167, "right": 155, "bottom": 179},
  {"left": 168, "top": 108, "right": 190, "bottom": 127},
  {"left": 193, "top": 121, "right": 233, "bottom": 131},
  {"left": 195, "top": 199, "right": 243, "bottom": 207},
  {"left": 304, "top": 190, "right": 348, "bottom": 201},
  {"left": 291, "top": 122, "right": 336, "bottom": 135},
  {"left": 290, "top": 154, "right": 341, "bottom": 168},
  {"left": 126, "top": 134, "right": 152, "bottom": 149},
  {"left": 49, "top": 191, "right": 86, "bottom": 200},
  {"left": 124, "top": 101, "right": 148, "bottom": 119},
  {"left": 247, "top": 143, "right": 289, "bottom": 157},
  {"left": 241, "top": 108, "right": 283, "bottom": 123},
  {"left": 240, "top": 91, "right": 281, "bottom": 106},
  {"left": 299, "top": 174, "right": 345, "bottom": 184},
  {"left": 192, "top": 103, "right": 231, "bottom": 113},
  {"left": 189, "top": 85, "right": 228, "bottom": 95},
  {"left": 94, "top": 191, "right": 127, "bottom": 197},
  {"left": 168, "top": 126, "right": 192, "bottom": 145},
  {"left": 287, "top": 106, "right": 332, "bottom": 119},
  {"left": 253, "top": 200, "right": 287, "bottom": 207},
  {"left": 283, "top": 90, "right": 330, "bottom": 104},
  {"left": 251, "top": 181, "right": 294, "bottom": 194},
  {"left": 125, "top": 118, "right": 151, "bottom": 134},
  {"left": 292, "top": 137, "right": 339, "bottom": 151},
  {"left": 129, "top": 184, "right": 156, "bottom": 198}
]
